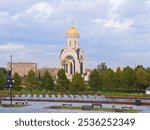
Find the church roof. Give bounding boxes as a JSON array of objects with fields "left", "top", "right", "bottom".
[
  {"left": 60, "top": 48, "right": 83, "bottom": 61},
  {"left": 66, "top": 23, "right": 79, "bottom": 35}
]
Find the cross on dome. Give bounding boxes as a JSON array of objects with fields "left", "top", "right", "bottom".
[{"left": 66, "top": 22, "right": 79, "bottom": 35}]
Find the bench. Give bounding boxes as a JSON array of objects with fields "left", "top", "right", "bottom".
[
  {"left": 15, "top": 101, "right": 28, "bottom": 105},
  {"left": 2, "top": 104, "right": 11, "bottom": 107},
  {"left": 135, "top": 100, "right": 142, "bottom": 105},
  {"left": 62, "top": 104, "right": 72, "bottom": 107},
  {"left": 122, "top": 106, "right": 132, "bottom": 109},
  {"left": 115, "top": 109, "right": 126, "bottom": 113},
  {"left": 92, "top": 103, "right": 102, "bottom": 108},
  {"left": 82, "top": 105, "right": 93, "bottom": 110}
]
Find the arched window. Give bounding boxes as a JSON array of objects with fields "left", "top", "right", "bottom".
[
  {"left": 80, "top": 62, "right": 83, "bottom": 74},
  {"left": 74, "top": 41, "right": 76, "bottom": 46},
  {"left": 80, "top": 55, "right": 83, "bottom": 60},
  {"left": 70, "top": 62, "right": 73, "bottom": 75},
  {"left": 65, "top": 64, "right": 68, "bottom": 73}
]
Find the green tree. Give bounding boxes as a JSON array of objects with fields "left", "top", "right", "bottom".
[
  {"left": 41, "top": 71, "right": 54, "bottom": 92},
  {"left": 97, "top": 62, "right": 107, "bottom": 72},
  {"left": 97, "top": 62, "right": 108, "bottom": 90},
  {"left": 89, "top": 69, "right": 102, "bottom": 93},
  {"left": 114, "top": 67, "right": 122, "bottom": 91},
  {"left": 70, "top": 73, "right": 85, "bottom": 93},
  {"left": 121, "top": 66, "right": 136, "bottom": 91},
  {"left": 135, "top": 68, "right": 148, "bottom": 92},
  {"left": 102, "top": 68, "right": 115, "bottom": 91},
  {"left": 13, "top": 72, "right": 21, "bottom": 91},
  {"left": 0, "top": 68, "right": 6, "bottom": 75},
  {"left": 25, "top": 69, "right": 37, "bottom": 91},
  {"left": 38, "top": 71, "right": 41, "bottom": 81},
  {"left": 56, "top": 69, "right": 69, "bottom": 93},
  {"left": 135, "top": 65, "right": 145, "bottom": 70},
  {"left": 21, "top": 81, "right": 31, "bottom": 90},
  {"left": 0, "top": 68, "right": 6, "bottom": 90},
  {"left": 146, "top": 67, "right": 150, "bottom": 87}
]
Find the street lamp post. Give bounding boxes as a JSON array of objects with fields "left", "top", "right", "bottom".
[
  {"left": 10, "top": 55, "right": 13, "bottom": 107},
  {"left": 10, "top": 84, "right": 12, "bottom": 107},
  {"left": 6, "top": 55, "right": 14, "bottom": 107}
]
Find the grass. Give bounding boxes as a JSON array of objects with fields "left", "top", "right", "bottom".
[
  {"left": 1, "top": 89, "right": 150, "bottom": 98},
  {"left": 101, "top": 91, "right": 150, "bottom": 98},
  {"left": 45, "top": 105, "right": 140, "bottom": 113},
  {"left": 0, "top": 89, "right": 71, "bottom": 95},
  {"left": 0, "top": 103, "right": 30, "bottom": 108}
]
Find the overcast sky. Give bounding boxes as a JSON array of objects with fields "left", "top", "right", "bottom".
[{"left": 0, "top": 0, "right": 150, "bottom": 69}]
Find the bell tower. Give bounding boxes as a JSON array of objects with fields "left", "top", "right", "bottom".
[
  {"left": 60, "top": 23, "right": 85, "bottom": 79},
  {"left": 66, "top": 23, "right": 80, "bottom": 49}
]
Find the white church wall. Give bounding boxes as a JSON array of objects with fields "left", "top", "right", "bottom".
[{"left": 60, "top": 23, "right": 86, "bottom": 79}]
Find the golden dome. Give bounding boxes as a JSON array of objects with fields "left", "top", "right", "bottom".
[{"left": 66, "top": 24, "right": 79, "bottom": 35}]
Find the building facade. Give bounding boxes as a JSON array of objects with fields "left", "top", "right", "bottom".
[
  {"left": 60, "top": 23, "right": 85, "bottom": 79},
  {"left": 7, "top": 62, "right": 37, "bottom": 77}
]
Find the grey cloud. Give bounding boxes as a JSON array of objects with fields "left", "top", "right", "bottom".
[{"left": 0, "top": 0, "right": 150, "bottom": 68}]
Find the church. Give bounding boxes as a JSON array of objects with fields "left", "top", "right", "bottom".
[{"left": 60, "top": 23, "right": 86, "bottom": 79}]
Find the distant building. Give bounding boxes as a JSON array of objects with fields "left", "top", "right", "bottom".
[
  {"left": 145, "top": 87, "right": 150, "bottom": 94},
  {"left": 112, "top": 67, "right": 124, "bottom": 72},
  {"left": 7, "top": 62, "right": 37, "bottom": 77},
  {"left": 37, "top": 67, "right": 59, "bottom": 77}
]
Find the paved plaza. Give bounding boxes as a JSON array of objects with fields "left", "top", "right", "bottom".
[
  {"left": 0, "top": 100, "right": 150, "bottom": 113},
  {"left": 1, "top": 94, "right": 150, "bottom": 113}
]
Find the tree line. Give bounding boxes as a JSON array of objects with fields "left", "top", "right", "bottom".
[
  {"left": 89, "top": 63, "right": 150, "bottom": 93},
  {"left": 0, "top": 68, "right": 84, "bottom": 94},
  {"left": 0, "top": 62, "right": 150, "bottom": 94}
]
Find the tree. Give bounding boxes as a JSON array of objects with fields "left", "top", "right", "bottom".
[
  {"left": 114, "top": 67, "right": 122, "bottom": 91},
  {"left": 69, "top": 73, "right": 85, "bottom": 93},
  {"left": 41, "top": 71, "right": 54, "bottom": 92},
  {"left": 89, "top": 69, "right": 102, "bottom": 93},
  {"left": 56, "top": 69, "right": 69, "bottom": 93},
  {"left": 0, "top": 68, "right": 6, "bottom": 90},
  {"left": 121, "top": 66, "right": 136, "bottom": 91},
  {"left": 135, "top": 68, "right": 148, "bottom": 92},
  {"left": 97, "top": 62, "right": 107, "bottom": 72},
  {"left": 102, "top": 68, "right": 115, "bottom": 91},
  {"left": 25, "top": 70, "right": 37, "bottom": 91},
  {"left": 146, "top": 67, "right": 150, "bottom": 87},
  {"left": 13, "top": 72, "right": 21, "bottom": 91},
  {"left": 135, "top": 65, "right": 145, "bottom": 70},
  {"left": 37, "top": 71, "right": 41, "bottom": 81},
  {"left": 97, "top": 62, "right": 108, "bottom": 90},
  {"left": 21, "top": 81, "right": 31, "bottom": 90},
  {"left": 0, "top": 68, "right": 6, "bottom": 75}
]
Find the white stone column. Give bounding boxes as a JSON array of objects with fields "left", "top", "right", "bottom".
[
  {"left": 68, "top": 63, "right": 70, "bottom": 75},
  {"left": 72, "top": 61, "right": 74, "bottom": 75},
  {"left": 75, "top": 60, "right": 80, "bottom": 73}
]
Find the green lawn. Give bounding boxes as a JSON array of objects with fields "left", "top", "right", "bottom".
[
  {"left": 45, "top": 105, "right": 140, "bottom": 113},
  {"left": 0, "top": 89, "right": 150, "bottom": 98},
  {"left": 0, "top": 103, "right": 30, "bottom": 108},
  {"left": 101, "top": 91, "right": 150, "bottom": 98}
]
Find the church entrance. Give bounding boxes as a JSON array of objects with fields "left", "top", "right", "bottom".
[
  {"left": 61, "top": 55, "right": 75, "bottom": 77},
  {"left": 80, "top": 62, "right": 83, "bottom": 74}
]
